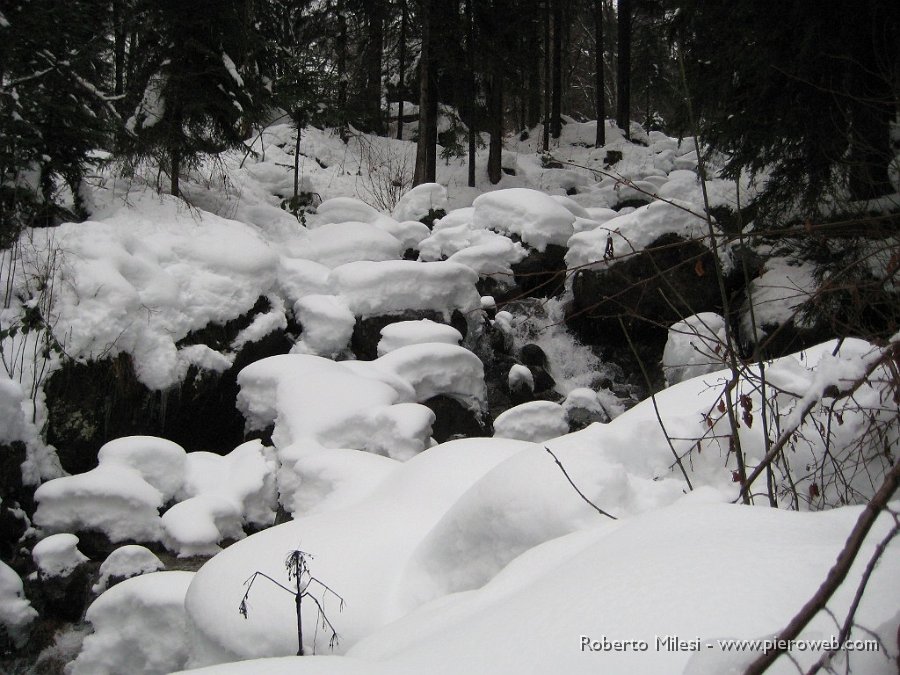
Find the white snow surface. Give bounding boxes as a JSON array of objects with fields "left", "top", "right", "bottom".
[
  {"left": 740, "top": 256, "right": 818, "bottom": 343},
  {"left": 290, "top": 221, "right": 401, "bottom": 268},
  {"left": 377, "top": 319, "right": 462, "bottom": 356},
  {"left": 328, "top": 260, "right": 481, "bottom": 319},
  {"left": 71, "top": 571, "right": 195, "bottom": 675},
  {"left": 39, "top": 193, "right": 279, "bottom": 390},
  {"left": 92, "top": 545, "right": 165, "bottom": 594},
  {"left": 392, "top": 183, "right": 449, "bottom": 222},
  {"left": 0, "top": 561, "right": 37, "bottom": 648},
  {"left": 493, "top": 400, "right": 569, "bottom": 442},
  {"left": 31, "top": 533, "right": 88, "bottom": 578},
  {"left": 97, "top": 435, "right": 187, "bottom": 502},
  {"left": 293, "top": 294, "right": 356, "bottom": 356},
  {"left": 472, "top": 188, "right": 576, "bottom": 251},
  {"left": 662, "top": 313, "right": 728, "bottom": 386}
]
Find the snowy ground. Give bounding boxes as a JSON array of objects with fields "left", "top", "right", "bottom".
[{"left": 1, "top": 117, "right": 898, "bottom": 674}]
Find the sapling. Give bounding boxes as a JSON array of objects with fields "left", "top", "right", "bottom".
[{"left": 238, "top": 547, "right": 344, "bottom": 656}]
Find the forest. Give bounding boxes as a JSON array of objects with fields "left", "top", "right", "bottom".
[{"left": 1, "top": 1, "right": 899, "bottom": 674}]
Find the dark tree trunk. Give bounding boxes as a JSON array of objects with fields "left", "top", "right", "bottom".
[
  {"left": 616, "top": 0, "right": 631, "bottom": 139},
  {"left": 113, "top": 0, "right": 126, "bottom": 114},
  {"left": 466, "top": 0, "right": 476, "bottom": 187},
  {"left": 550, "top": 0, "right": 563, "bottom": 138},
  {"left": 414, "top": 0, "right": 437, "bottom": 184},
  {"left": 397, "top": 0, "right": 407, "bottom": 140},
  {"left": 364, "top": 0, "right": 384, "bottom": 134},
  {"left": 594, "top": 0, "right": 605, "bottom": 147},
  {"left": 846, "top": 8, "right": 894, "bottom": 201},
  {"left": 526, "top": 16, "right": 542, "bottom": 129},
  {"left": 487, "top": 73, "right": 503, "bottom": 184},
  {"left": 337, "top": 2, "right": 349, "bottom": 143},
  {"left": 542, "top": 0, "right": 551, "bottom": 151}
]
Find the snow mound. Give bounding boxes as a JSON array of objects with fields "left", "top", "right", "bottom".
[
  {"left": 293, "top": 294, "right": 356, "bottom": 356},
  {"left": 493, "top": 401, "right": 569, "bottom": 442},
  {"left": 507, "top": 364, "right": 534, "bottom": 393},
  {"left": 32, "top": 533, "right": 88, "bottom": 578},
  {"left": 182, "top": 439, "right": 530, "bottom": 664},
  {"left": 162, "top": 494, "right": 245, "bottom": 558},
  {"left": 472, "top": 188, "right": 575, "bottom": 251},
  {"left": 377, "top": 320, "right": 462, "bottom": 356},
  {"left": 93, "top": 545, "right": 165, "bottom": 594},
  {"left": 662, "top": 313, "right": 728, "bottom": 386},
  {"left": 71, "top": 571, "right": 195, "bottom": 675},
  {"left": 418, "top": 215, "right": 527, "bottom": 281},
  {"left": 739, "top": 257, "right": 817, "bottom": 342},
  {"left": 312, "top": 197, "right": 382, "bottom": 227},
  {"left": 566, "top": 198, "right": 716, "bottom": 270},
  {"left": 44, "top": 193, "right": 279, "bottom": 390},
  {"left": 392, "top": 183, "right": 449, "bottom": 222},
  {"left": 329, "top": 260, "right": 481, "bottom": 319},
  {"left": 97, "top": 435, "right": 187, "bottom": 502},
  {"left": 373, "top": 343, "right": 487, "bottom": 412},
  {"left": 291, "top": 221, "right": 402, "bottom": 268},
  {"left": 0, "top": 560, "right": 38, "bottom": 647},
  {"left": 276, "top": 257, "right": 332, "bottom": 304},
  {"left": 34, "top": 463, "right": 164, "bottom": 543}
]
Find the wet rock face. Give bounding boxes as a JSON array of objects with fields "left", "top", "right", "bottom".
[
  {"left": 508, "top": 244, "right": 568, "bottom": 300},
  {"left": 44, "top": 297, "right": 293, "bottom": 474},
  {"left": 567, "top": 233, "right": 724, "bottom": 386},
  {"left": 423, "top": 395, "right": 490, "bottom": 442}
]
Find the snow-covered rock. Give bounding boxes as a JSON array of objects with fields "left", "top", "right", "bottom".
[
  {"left": 392, "top": 183, "right": 449, "bottom": 223},
  {"left": 0, "top": 560, "right": 38, "bottom": 648},
  {"left": 377, "top": 320, "right": 462, "bottom": 356},
  {"left": 96, "top": 436, "right": 187, "bottom": 502},
  {"left": 32, "top": 533, "right": 88, "bottom": 578},
  {"left": 93, "top": 545, "right": 165, "bottom": 594},
  {"left": 493, "top": 401, "right": 569, "bottom": 442},
  {"left": 472, "top": 188, "right": 576, "bottom": 251},
  {"left": 662, "top": 313, "right": 728, "bottom": 386},
  {"left": 71, "top": 571, "right": 195, "bottom": 675}
]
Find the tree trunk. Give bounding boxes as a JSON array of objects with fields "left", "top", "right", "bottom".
[
  {"left": 542, "top": 0, "right": 551, "bottom": 151},
  {"left": 466, "top": 0, "right": 476, "bottom": 187},
  {"left": 594, "top": 0, "right": 605, "bottom": 147},
  {"left": 487, "top": 73, "right": 503, "bottom": 184},
  {"left": 364, "top": 0, "right": 384, "bottom": 134},
  {"left": 526, "top": 17, "right": 542, "bottom": 129},
  {"left": 113, "top": 0, "right": 126, "bottom": 115},
  {"left": 337, "top": 1, "right": 349, "bottom": 143},
  {"left": 550, "top": 0, "right": 563, "bottom": 138},
  {"left": 397, "top": 0, "right": 407, "bottom": 140},
  {"left": 414, "top": 0, "right": 436, "bottom": 184},
  {"left": 616, "top": 0, "right": 631, "bottom": 139}
]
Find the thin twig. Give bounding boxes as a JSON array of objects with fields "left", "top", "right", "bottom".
[{"left": 544, "top": 446, "right": 618, "bottom": 520}]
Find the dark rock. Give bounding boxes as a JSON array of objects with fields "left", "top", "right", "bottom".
[
  {"left": 422, "top": 395, "right": 490, "bottom": 442},
  {"left": 604, "top": 150, "right": 623, "bottom": 166},
  {"left": 44, "top": 297, "right": 293, "bottom": 473},
  {"left": 567, "top": 233, "right": 724, "bottom": 388},
  {"left": 25, "top": 561, "right": 94, "bottom": 623},
  {"left": 508, "top": 244, "right": 568, "bottom": 299}
]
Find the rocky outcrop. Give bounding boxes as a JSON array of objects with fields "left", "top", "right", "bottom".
[
  {"left": 44, "top": 297, "right": 293, "bottom": 474},
  {"left": 567, "top": 233, "right": 725, "bottom": 387}
]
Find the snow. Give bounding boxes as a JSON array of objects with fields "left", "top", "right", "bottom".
[
  {"left": 291, "top": 221, "right": 401, "bottom": 268},
  {"left": 662, "top": 313, "right": 728, "bottom": 385},
  {"left": 507, "top": 364, "right": 534, "bottom": 393},
  {"left": 293, "top": 294, "right": 356, "bottom": 356},
  {"left": 33, "top": 463, "right": 164, "bottom": 543},
  {"left": 93, "top": 545, "right": 165, "bottom": 594},
  {"left": 0, "top": 560, "right": 38, "bottom": 648},
  {"left": 0, "top": 377, "right": 29, "bottom": 443},
  {"left": 328, "top": 260, "right": 481, "bottom": 319},
  {"left": 739, "top": 256, "right": 817, "bottom": 342},
  {"left": 31, "top": 533, "right": 88, "bottom": 578},
  {"left": 25, "top": 193, "right": 279, "bottom": 391},
  {"left": 377, "top": 320, "right": 462, "bottom": 356},
  {"left": 392, "top": 183, "right": 449, "bottom": 222},
  {"left": 71, "top": 571, "right": 195, "bottom": 675},
  {"left": 493, "top": 401, "right": 569, "bottom": 442},
  {"left": 472, "top": 188, "right": 576, "bottom": 251},
  {"left": 566, "top": 199, "right": 719, "bottom": 271},
  {"left": 96, "top": 435, "right": 187, "bottom": 502},
  {"left": 418, "top": 213, "right": 527, "bottom": 281}
]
